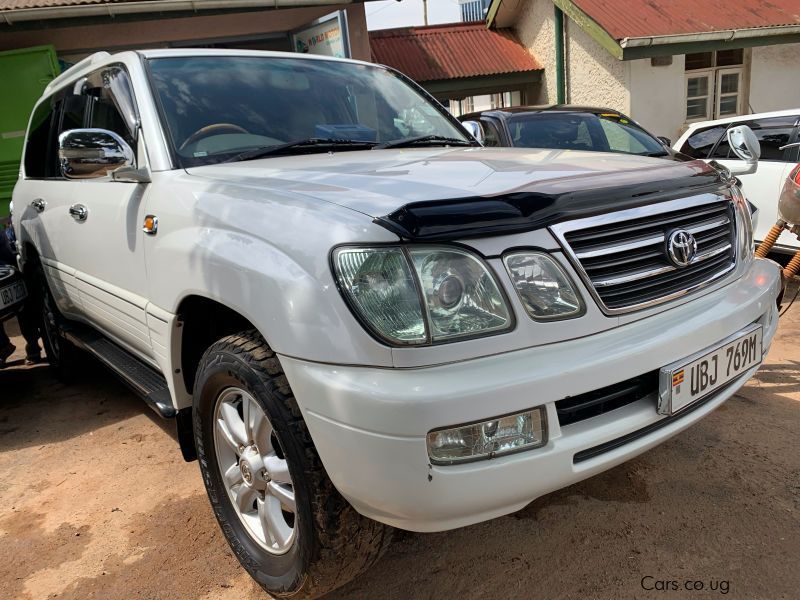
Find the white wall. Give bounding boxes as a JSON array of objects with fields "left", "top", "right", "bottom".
[
  {"left": 514, "top": 0, "right": 558, "bottom": 103},
  {"left": 629, "top": 55, "right": 687, "bottom": 142},
  {"left": 628, "top": 43, "right": 800, "bottom": 143},
  {"left": 564, "top": 18, "right": 630, "bottom": 112},
  {"left": 513, "top": 1, "right": 630, "bottom": 110},
  {"left": 749, "top": 43, "right": 800, "bottom": 114}
]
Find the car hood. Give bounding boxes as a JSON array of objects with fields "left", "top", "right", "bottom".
[{"left": 186, "top": 147, "right": 726, "bottom": 240}]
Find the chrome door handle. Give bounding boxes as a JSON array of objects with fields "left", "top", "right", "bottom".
[
  {"left": 31, "top": 198, "right": 46, "bottom": 213},
  {"left": 69, "top": 204, "right": 88, "bottom": 222}
]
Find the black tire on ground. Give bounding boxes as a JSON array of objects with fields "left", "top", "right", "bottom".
[
  {"left": 28, "top": 255, "right": 79, "bottom": 374},
  {"left": 193, "top": 330, "right": 392, "bottom": 598}
]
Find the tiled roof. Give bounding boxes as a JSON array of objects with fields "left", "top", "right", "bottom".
[
  {"left": 369, "top": 22, "right": 541, "bottom": 82},
  {"left": 572, "top": 0, "right": 800, "bottom": 40}
]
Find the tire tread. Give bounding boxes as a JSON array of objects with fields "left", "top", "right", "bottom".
[{"left": 196, "top": 329, "right": 392, "bottom": 599}]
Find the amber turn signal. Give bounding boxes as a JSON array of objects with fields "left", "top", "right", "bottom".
[{"left": 142, "top": 215, "right": 158, "bottom": 235}]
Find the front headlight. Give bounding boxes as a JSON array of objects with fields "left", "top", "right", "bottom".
[
  {"left": 333, "top": 246, "right": 512, "bottom": 345},
  {"left": 503, "top": 252, "right": 584, "bottom": 320}
]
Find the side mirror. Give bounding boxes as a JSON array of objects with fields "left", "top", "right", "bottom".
[
  {"left": 725, "top": 125, "right": 760, "bottom": 175},
  {"left": 461, "top": 120, "right": 485, "bottom": 145},
  {"left": 657, "top": 136, "right": 671, "bottom": 147},
  {"left": 58, "top": 129, "right": 135, "bottom": 180}
]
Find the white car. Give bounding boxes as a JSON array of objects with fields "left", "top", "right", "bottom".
[
  {"left": 675, "top": 109, "right": 800, "bottom": 254},
  {"left": 12, "top": 49, "right": 781, "bottom": 598}
]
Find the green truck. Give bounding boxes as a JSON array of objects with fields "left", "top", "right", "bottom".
[{"left": 0, "top": 45, "right": 60, "bottom": 219}]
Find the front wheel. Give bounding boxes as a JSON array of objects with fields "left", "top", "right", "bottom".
[{"left": 193, "top": 330, "right": 392, "bottom": 598}]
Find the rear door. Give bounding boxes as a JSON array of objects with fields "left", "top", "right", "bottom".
[{"left": 15, "top": 91, "right": 86, "bottom": 320}]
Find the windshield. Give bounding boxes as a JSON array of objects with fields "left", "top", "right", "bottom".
[
  {"left": 147, "top": 55, "right": 470, "bottom": 166},
  {"left": 507, "top": 112, "right": 666, "bottom": 156}
]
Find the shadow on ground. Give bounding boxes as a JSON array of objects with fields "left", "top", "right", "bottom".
[{"left": 0, "top": 352, "right": 177, "bottom": 452}]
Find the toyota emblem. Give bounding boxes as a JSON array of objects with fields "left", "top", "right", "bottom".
[{"left": 666, "top": 229, "right": 698, "bottom": 268}]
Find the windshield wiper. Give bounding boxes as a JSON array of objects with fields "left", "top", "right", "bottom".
[
  {"left": 375, "top": 134, "right": 476, "bottom": 149},
  {"left": 223, "top": 138, "right": 379, "bottom": 163}
]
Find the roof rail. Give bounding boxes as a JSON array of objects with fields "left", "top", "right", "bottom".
[{"left": 44, "top": 51, "right": 111, "bottom": 94}]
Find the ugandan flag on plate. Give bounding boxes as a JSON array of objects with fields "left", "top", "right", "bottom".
[{"left": 672, "top": 369, "right": 685, "bottom": 392}]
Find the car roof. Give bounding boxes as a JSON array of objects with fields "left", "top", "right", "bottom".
[
  {"left": 682, "top": 108, "right": 800, "bottom": 133},
  {"left": 459, "top": 105, "right": 627, "bottom": 121},
  {"left": 137, "top": 48, "right": 373, "bottom": 68},
  {"left": 45, "top": 48, "right": 378, "bottom": 96}
]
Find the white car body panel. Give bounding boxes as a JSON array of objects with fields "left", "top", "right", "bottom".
[
  {"left": 674, "top": 109, "right": 800, "bottom": 253},
  {"left": 16, "top": 177, "right": 154, "bottom": 359},
  {"left": 715, "top": 159, "right": 794, "bottom": 248},
  {"left": 283, "top": 258, "right": 780, "bottom": 530}
]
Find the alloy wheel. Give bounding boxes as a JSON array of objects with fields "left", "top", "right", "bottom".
[{"left": 213, "top": 387, "right": 297, "bottom": 554}]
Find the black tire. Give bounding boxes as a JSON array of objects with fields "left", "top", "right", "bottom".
[
  {"left": 28, "top": 256, "right": 79, "bottom": 375},
  {"left": 193, "top": 330, "right": 392, "bottom": 598}
]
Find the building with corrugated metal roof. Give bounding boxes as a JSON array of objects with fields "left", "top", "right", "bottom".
[
  {"left": 0, "top": 1, "right": 376, "bottom": 63},
  {"left": 369, "top": 22, "right": 543, "bottom": 113},
  {"left": 487, "top": 0, "right": 800, "bottom": 143}
]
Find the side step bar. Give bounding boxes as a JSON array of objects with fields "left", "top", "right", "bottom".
[{"left": 64, "top": 326, "right": 176, "bottom": 419}]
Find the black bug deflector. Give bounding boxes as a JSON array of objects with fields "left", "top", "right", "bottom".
[{"left": 374, "top": 160, "right": 730, "bottom": 242}]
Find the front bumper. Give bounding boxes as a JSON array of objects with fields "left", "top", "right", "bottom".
[{"left": 280, "top": 258, "right": 781, "bottom": 532}]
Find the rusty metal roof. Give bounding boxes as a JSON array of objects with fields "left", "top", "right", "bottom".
[
  {"left": 0, "top": 0, "right": 373, "bottom": 11},
  {"left": 369, "top": 22, "right": 541, "bottom": 83},
  {"left": 0, "top": 0, "right": 133, "bottom": 7},
  {"left": 573, "top": 0, "right": 800, "bottom": 40}
]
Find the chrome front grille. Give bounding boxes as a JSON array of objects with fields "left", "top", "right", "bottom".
[{"left": 550, "top": 195, "right": 737, "bottom": 314}]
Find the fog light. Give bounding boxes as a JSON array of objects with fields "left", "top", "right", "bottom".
[{"left": 427, "top": 407, "right": 547, "bottom": 465}]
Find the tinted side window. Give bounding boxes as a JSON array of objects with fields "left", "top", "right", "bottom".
[
  {"left": 711, "top": 116, "right": 798, "bottom": 161},
  {"left": 481, "top": 119, "right": 502, "bottom": 147},
  {"left": 508, "top": 114, "right": 596, "bottom": 151},
  {"left": 24, "top": 97, "right": 58, "bottom": 179},
  {"left": 83, "top": 67, "right": 138, "bottom": 150},
  {"left": 59, "top": 94, "right": 91, "bottom": 134},
  {"left": 88, "top": 95, "right": 132, "bottom": 145},
  {"left": 751, "top": 116, "right": 797, "bottom": 161},
  {"left": 680, "top": 125, "right": 726, "bottom": 158}
]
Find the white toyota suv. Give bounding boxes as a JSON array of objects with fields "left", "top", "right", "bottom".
[{"left": 12, "top": 49, "right": 781, "bottom": 598}]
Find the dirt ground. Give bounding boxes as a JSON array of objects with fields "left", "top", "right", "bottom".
[{"left": 1, "top": 295, "right": 799, "bottom": 600}]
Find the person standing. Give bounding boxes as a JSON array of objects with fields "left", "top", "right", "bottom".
[{"left": 0, "top": 223, "right": 41, "bottom": 366}]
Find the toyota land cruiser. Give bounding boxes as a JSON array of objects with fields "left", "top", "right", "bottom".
[{"left": 11, "top": 49, "right": 781, "bottom": 598}]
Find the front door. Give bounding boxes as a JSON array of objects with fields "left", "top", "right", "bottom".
[{"left": 18, "top": 65, "right": 154, "bottom": 360}]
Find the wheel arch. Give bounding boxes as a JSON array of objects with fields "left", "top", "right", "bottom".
[
  {"left": 172, "top": 294, "right": 262, "bottom": 463},
  {"left": 176, "top": 294, "right": 259, "bottom": 396}
]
